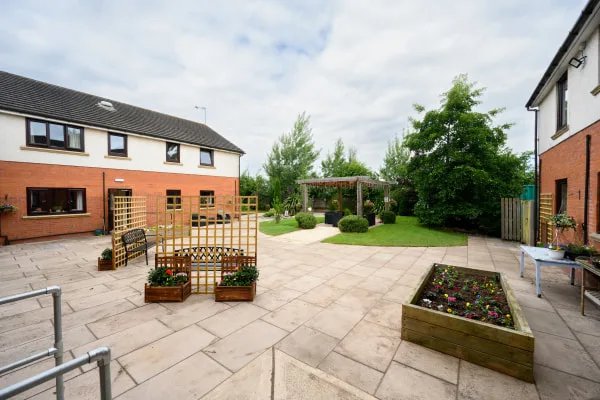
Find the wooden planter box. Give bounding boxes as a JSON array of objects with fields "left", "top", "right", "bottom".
[
  {"left": 214, "top": 281, "right": 256, "bottom": 302},
  {"left": 402, "top": 264, "right": 535, "bottom": 382},
  {"left": 145, "top": 281, "right": 191, "bottom": 303},
  {"left": 97, "top": 258, "right": 114, "bottom": 271}
]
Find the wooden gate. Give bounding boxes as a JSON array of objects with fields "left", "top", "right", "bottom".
[{"left": 501, "top": 198, "right": 522, "bottom": 241}]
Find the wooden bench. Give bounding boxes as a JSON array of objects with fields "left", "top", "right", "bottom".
[
  {"left": 174, "top": 246, "right": 244, "bottom": 264},
  {"left": 121, "top": 228, "right": 149, "bottom": 266}
]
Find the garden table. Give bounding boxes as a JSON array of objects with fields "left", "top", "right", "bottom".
[{"left": 519, "top": 245, "right": 580, "bottom": 298}]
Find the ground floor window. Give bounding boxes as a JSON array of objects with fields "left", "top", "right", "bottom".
[
  {"left": 166, "top": 189, "right": 182, "bottom": 210},
  {"left": 27, "top": 188, "right": 86, "bottom": 215},
  {"left": 200, "top": 190, "right": 215, "bottom": 206},
  {"left": 555, "top": 179, "right": 568, "bottom": 214}
]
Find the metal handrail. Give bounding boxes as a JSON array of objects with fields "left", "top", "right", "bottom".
[
  {"left": 0, "top": 347, "right": 111, "bottom": 400},
  {"left": 0, "top": 287, "right": 64, "bottom": 398}
]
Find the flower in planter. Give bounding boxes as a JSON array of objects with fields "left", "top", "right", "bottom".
[
  {"left": 219, "top": 265, "right": 259, "bottom": 287},
  {"left": 448, "top": 296, "right": 456, "bottom": 303},
  {"left": 148, "top": 266, "right": 188, "bottom": 287}
]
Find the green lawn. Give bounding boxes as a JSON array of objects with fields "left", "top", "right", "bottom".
[
  {"left": 322, "top": 216, "right": 467, "bottom": 247},
  {"left": 260, "top": 216, "right": 325, "bottom": 236}
]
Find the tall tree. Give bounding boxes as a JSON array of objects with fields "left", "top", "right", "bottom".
[
  {"left": 379, "top": 134, "right": 410, "bottom": 182},
  {"left": 405, "top": 75, "right": 528, "bottom": 233},
  {"left": 321, "top": 138, "right": 371, "bottom": 178},
  {"left": 264, "top": 112, "right": 320, "bottom": 199}
]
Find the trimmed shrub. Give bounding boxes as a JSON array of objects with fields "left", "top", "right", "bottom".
[
  {"left": 263, "top": 208, "right": 275, "bottom": 217},
  {"left": 295, "top": 212, "right": 317, "bottom": 229},
  {"left": 343, "top": 208, "right": 352, "bottom": 216},
  {"left": 338, "top": 215, "right": 369, "bottom": 233},
  {"left": 380, "top": 211, "right": 396, "bottom": 224}
]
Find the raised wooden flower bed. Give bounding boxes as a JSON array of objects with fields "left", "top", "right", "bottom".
[
  {"left": 402, "top": 263, "right": 534, "bottom": 382},
  {"left": 214, "top": 281, "right": 256, "bottom": 302},
  {"left": 145, "top": 280, "right": 191, "bottom": 302}
]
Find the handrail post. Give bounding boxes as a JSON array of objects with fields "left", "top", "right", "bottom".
[{"left": 50, "top": 287, "right": 64, "bottom": 400}]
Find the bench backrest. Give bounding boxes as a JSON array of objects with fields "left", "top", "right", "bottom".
[
  {"left": 174, "top": 246, "right": 244, "bottom": 263},
  {"left": 122, "top": 228, "right": 146, "bottom": 245}
]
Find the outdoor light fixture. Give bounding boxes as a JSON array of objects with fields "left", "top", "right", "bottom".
[
  {"left": 569, "top": 56, "right": 586, "bottom": 68},
  {"left": 114, "top": 178, "right": 124, "bottom": 182}
]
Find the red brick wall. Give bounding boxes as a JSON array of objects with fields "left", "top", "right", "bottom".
[
  {"left": 539, "top": 119, "right": 600, "bottom": 247},
  {"left": 0, "top": 161, "right": 239, "bottom": 241}
]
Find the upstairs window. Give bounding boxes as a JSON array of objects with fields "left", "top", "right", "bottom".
[
  {"left": 556, "top": 73, "right": 568, "bottom": 131},
  {"left": 26, "top": 119, "right": 84, "bottom": 151},
  {"left": 27, "top": 188, "right": 86, "bottom": 215},
  {"left": 200, "top": 148, "right": 214, "bottom": 166},
  {"left": 108, "top": 133, "right": 127, "bottom": 157},
  {"left": 200, "top": 190, "right": 215, "bottom": 206},
  {"left": 166, "top": 189, "right": 182, "bottom": 210},
  {"left": 166, "top": 142, "right": 180, "bottom": 163}
]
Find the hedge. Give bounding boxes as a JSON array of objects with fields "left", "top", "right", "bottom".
[
  {"left": 380, "top": 210, "right": 396, "bottom": 224},
  {"left": 295, "top": 212, "right": 317, "bottom": 229},
  {"left": 338, "top": 215, "right": 369, "bottom": 233}
]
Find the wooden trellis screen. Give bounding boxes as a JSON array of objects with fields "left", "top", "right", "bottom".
[
  {"left": 155, "top": 195, "right": 258, "bottom": 294},
  {"left": 112, "top": 196, "right": 147, "bottom": 269},
  {"left": 539, "top": 193, "right": 553, "bottom": 244}
]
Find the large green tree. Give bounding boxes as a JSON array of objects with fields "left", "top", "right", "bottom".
[
  {"left": 405, "top": 75, "right": 529, "bottom": 233},
  {"left": 264, "top": 112, "right": 320, "bottom": 200}
]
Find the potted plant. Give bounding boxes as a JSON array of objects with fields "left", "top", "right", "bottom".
[
  {"left": 215, "top": 264, "right": 259, "bottom": 301},
  {"left": 547, "top": 213, "right": 577, "bottom": 259},
  {"left": 97, "top": 248, "right": 114, "bottom": 271},
  {"left": 145, "top": 256, "right": 191, "bottom": 302},
  {"left": 0, "top": 197, "right": 17, "bottom": 246},
  {"left": 324, "top": 199, "right": 343, "bottom": 227},
  {"left": 564, "top": 243, "right": 598, "bottom": 261},
  {"left": 363, "top": 200, "right": 376, "bottom": 226}
]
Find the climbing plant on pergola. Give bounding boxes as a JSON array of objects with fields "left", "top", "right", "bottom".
[{"left": 296, "top": 176, "right": 392, "bottom": 217}]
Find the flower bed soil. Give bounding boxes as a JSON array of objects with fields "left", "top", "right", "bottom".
[{"left": 417, "top": 264, "right": 514, "bottom": 329}]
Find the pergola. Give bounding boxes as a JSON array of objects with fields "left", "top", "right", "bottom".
[{"left": 296, "top": 176, "right": 393, "bottom": 217}]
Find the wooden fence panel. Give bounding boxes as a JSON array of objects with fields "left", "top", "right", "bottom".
[
  {"left": 521, "top": 200, "right": 535, "bottom": 246},
  {"left": 112, "top": 196, "right": 147, "bottom": 269},
  {"left": 501, "top": 198, "right": 522, "bottom": 241}
]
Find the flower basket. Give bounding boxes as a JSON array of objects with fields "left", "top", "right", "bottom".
[
  {"left": 402, "top": 263, "right": 534, "bottom": 382},
  {"left": 145, "top": 255, "right": 192, "bottom": 303},
  {"left": 145, "top": 281, "right": 191, "bottom": 302},
  {"left": 97, "top": 257, "right": 114, "bottom": 271},
  {"left": 214, "top": 281, "right": 256, "bottom": 302}
]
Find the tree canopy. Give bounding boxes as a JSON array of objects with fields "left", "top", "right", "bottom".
[
  {"left": 321, "top": 138, "right": 372, "bottom": 178},
  {"left": 263, "top": 112, "right": 320, "bottom": 200},
  {"left": 405, "top": 75, "right": 529, "bottom": 233},
  {"left": 379, "top": 135, "right": 410, "bottom": 182}
]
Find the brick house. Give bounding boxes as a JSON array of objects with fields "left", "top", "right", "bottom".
[
  {"left": 0, "top": 71, "right": 244, "bottom": 242},
  {"left": 526, "top": 0, "right": 600, "bottom": 247}
]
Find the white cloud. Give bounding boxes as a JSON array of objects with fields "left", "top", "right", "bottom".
[{"left": 0, "top": 0, "right": 585, "bottom": 174}]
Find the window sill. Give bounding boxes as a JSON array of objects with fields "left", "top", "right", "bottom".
[
  {"left": 105, "top": 155, "right": 131, "bottom": 160},
  {"left": 591, "top": 233, "right": 600, "bottom": 242},
  {"left": 198, "top": 164, "right": 216, "bottom": 169},
  {"left": 22, "top": 213, "right": 91, "bottom": 220},
  {"left": 551, "top": 125, "right": 569, "bottom": 140},
  {"left": 20, "top": 146, "right": 89, "bottom": 156},
  {"left": 592, "top": 85, "right": 600, "bottom": 96},
  {"left": 164, "top": 161, "right": 182, "bottom": 166}
]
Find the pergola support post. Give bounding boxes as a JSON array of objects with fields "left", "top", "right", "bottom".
[
  {"left": 384, "top": 185, "right": 390, "bottom": 212},
  {"left": 356, "top": 181, "right": 363, "bottom": 217},
  {"left": 301, "top": 184, "right": 308, "bottom": 212}
]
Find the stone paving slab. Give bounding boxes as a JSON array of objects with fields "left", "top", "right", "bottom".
[{"left": 1, "top": 234, "right": 600, "bottom": 399}]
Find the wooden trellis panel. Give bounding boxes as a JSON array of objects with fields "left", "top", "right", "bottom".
[
  {"left": 539, "top": 193, "right": 553, "bottom": 244},
  {"left": 112, "top": 196, "right": 147, "bottom": 268},
  {"left": 155, "top": 195, "right": 258, "bottom": 294}
]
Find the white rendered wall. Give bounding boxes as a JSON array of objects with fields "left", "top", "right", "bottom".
[
  {"left": 537, "top": 27, "right": 600, "bottom": 154},
  {"left": 0, "top": 112, "right": 240, "bottom": 178}
]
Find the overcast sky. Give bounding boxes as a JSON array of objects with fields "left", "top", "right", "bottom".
[{"left": 0, "top": 0, "right": 586, "bottom": 174}]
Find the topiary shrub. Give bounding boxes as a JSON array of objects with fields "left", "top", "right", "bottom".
[
  {"left": 380, "top": 210, "right": 396, "bottom": 224},
  {"left": 343, "top": 208, "right": 353, "bottom": 216},
  {"left": 338, "top": 215, "right": 369, "bottom": 233},
  {"left": 295, "top": 212, "right": 317, "bottom": 229}
]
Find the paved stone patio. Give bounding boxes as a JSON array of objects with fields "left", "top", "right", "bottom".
[{"left": 1, "top": 230, "right": 600, "bottom": 399}]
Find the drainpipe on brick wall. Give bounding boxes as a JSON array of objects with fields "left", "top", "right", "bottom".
[
  {"left": 584, "top": 135, "right": 591, "bottom": 244},
  {"left": 527, "top": 107, "right": 540, "bottom": 243},
  {"left": 102, "top": 172, "right": 106, "bottom": 234}
]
